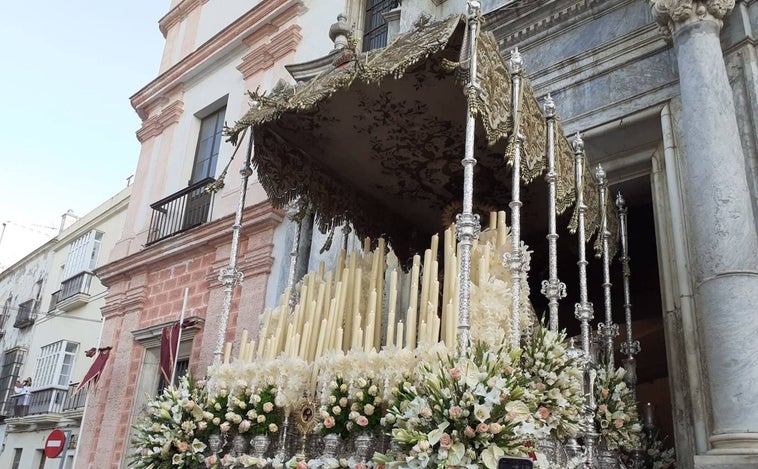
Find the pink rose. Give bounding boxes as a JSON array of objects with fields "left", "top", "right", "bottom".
[
  {"left": 601, "top": 388, "right": 609, "bottom": 398},
  {"left": 439, "top": 432, "right": 452, "bottom": 449},
  {"left": 354, "top": 464, "right": 367, "bottom": 469},
  {"left": 324, "top": 416, "right": 336, "bottom": 428},
  {"left": 356, "top": 415, "right": 369, "bottom": 427},
  {"left": 449, "top": 406, "right": 463, "bottom": 419},
  {"left": 537, "top": 407, "right": 550, "bottom": 419},
  {"left": 263, "top": 402, "right": 274, "bottom": 413},
  {"left": 449, "top": 368, "right": 462, "bottom": 381},
  {"left": 614, "top": 419, "right": 624, "bottom": 428},
  {"left": 297, "top": 462, "right": 308, "bottom": 469},
  {"left": 464, "top": 426, "right": 476, "bottom": 438},
  {"left": 598, "top": 404, "right": 608, "bottom": 413},
  {"left": 419, "top": 407, "right": 432, "bottom": 418},
  {"left": 185, "top": 400, "right": 195, "bottom": 410},
  {"left": 489, "top": 422, "right": 502, "bottom": 434},
  {"left": 177, "top": 441, "right": 189, "bottom": 452},
  {"left": 239, "top": 419, "right": 251, "bottom": 432},
  {"left": 476, "top": 422, "right": 489, "bottom": 434},
  {"left": 220, "top": 421, "right": 231, "bottom": 433},
  {"left": 339, "top": 397, "right": 348, "bottom": 407},
  {"left": 206, "top": 455, "right": 218, "bottom": 466}
]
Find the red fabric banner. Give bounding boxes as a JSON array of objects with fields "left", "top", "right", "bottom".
[
  {"left": 74, "top": 347, "right": 111, "bottom": 395},
  {"left": 160, "top": 322, "right": 181, "bottom": 384}
]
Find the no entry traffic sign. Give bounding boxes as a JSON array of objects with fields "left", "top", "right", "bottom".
[{"left": 44, "top": 429, "right": 67, "bottom": 458}]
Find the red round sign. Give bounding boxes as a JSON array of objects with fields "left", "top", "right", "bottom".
[{"left": 45, "top": 429, "right": 66, "bottom": 458}]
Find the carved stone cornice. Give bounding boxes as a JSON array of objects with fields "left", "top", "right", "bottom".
[
  {"left": 158, "top": 0, "right": 209, "bottom": 38},
  {"left": 651, "top": 0, "right": 735, "bottom": 37},
  {"left": 237, "top": 24, "right": 303, "bottom": 79},
  {"left": 135, "top": 99, "right": 184, "bottom": 143}
]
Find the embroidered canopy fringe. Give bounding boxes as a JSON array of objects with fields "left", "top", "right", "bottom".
[{"left": 225, "top": 15, "right": 613, "bottom": 259}]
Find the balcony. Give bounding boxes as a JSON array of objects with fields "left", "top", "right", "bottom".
[
  {"left": 0, "top": 312, "right": 8, "bottom": 337},
  {"left": 55, "top": 272, "right": 94, "bottom": 311},
  {"left": 147, "top": 177, "right": 215, "bottom": 245},
  {"left": 8, "top": 384, "right": 87, "bottom": 427},
  {"left": 13, "top": 299, "right": 37, "bottom": 328}
]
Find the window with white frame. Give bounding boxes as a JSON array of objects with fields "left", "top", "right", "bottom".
[
  {"left": 62, "top": 231, "right": 103, "bottom": 280},
  {"left": 34, "top": 340, "right": 79, "bottom": 388}
]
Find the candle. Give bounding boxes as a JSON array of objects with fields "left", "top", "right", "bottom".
[
  {"left": 300, "top": 322, "right": 311, "bottom": 360},
  {"left": 314, "top": 318, "right": 329, "bottom": 361},
  {"left": 407, "top": 256, "right": 420, "bottom": 348},
  {"left": 374, "top": 238, "right": 385, "bottom": 347},
  {"left": 223, "top": 342, "right": 232, "bottom": 364},
  {"left": 497, "top": 210, "right": 506, "bottom": 247},
  {"left": 247, "top": 340, "right": 256, "bottom": 362},
  {"left": 489, "top": 211, "right": 497, "bottom": 230},
  {"left": 396, "top": 321, "right": 404, "bottom": 348},
  {"left": 239, "top": 329, "right": 249, "bottom": 360},
  {"left": 366, "top": 290, "right": 377, "bottom": 351},
  {"left": 419, "top": 321, "right": 428, "bottom": 345},
  {"left": 335, "top": 328, "right": 344, "bottom": 352},
  {"left": 386, "top": 270, "right": 398, "bottom": 347},
  {"left": 420, "top": 249, "right": 432, "bottom": 321}
]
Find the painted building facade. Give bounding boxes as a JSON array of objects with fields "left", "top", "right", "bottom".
[
  {"left": 0, "top": 186, "right": 130, "bottom": 469},
  {"left": 79, "top": 1, "right": 758, "bottom": 469}
]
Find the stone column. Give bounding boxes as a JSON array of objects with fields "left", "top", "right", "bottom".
[{"left": 651, "top": 0, "right": 758, "bottom": 456}]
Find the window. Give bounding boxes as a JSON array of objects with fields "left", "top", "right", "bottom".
[
  {"left": 190, "top": 107, "right": 226, "bottom": 184},
  {"left": 61, "top": 230, "right": 103, "bottom": 280},
  {"left": 363, "top": 0, "right": 399, "bottom": 51},
  {"left": 0, "top": 348, "right": 26, "bottom": 417},
  {"left": 157, "top": 357, "right": 189, "bottom": 392},
  {"left": 35, "top": 450, "right": 46, "bottom": 469},
  {"left": 11, "top": 448, "right": 22, "bottom": 469},
  {"left": 34, "top": 340, "right": 79, "bottom": 388}
]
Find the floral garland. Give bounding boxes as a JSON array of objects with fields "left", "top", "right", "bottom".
[
  {"left": 319, "top": 377, "right": 352, "bottom": 438},
  {"left": 594, "top": 364, "right": 642, "bottom": 451}
]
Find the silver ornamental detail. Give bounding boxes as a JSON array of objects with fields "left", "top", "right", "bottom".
[
  {"left": 595, "top": 164, "right": 618, "bottom": 365},
  {"left": 456, "top": 0, "right": 483, "bottom": 350},
  {"left": 542, "top": 93, "right": 564, "bottom": 332},
  {"left": 616, "top": 192, "right": 641, "bottom": 360}
]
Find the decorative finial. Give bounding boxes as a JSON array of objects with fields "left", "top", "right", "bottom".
[
  {"left": 616, "top": 191, "right": 627, "bottom": 210},
  {"left": 508, "top": 47, "right": 523, "bottom": 74},
  {"left": 571, "top": 132, "right": 584, "bottom": 153},
  {"left": 329, "top": 14, "right": 351, "bottom": 50},
  {"left": 543, "top": 93, "right": 555, "bottom": 118},
  {"left": 467, "top": 0, "right": 482, "bottom": 16},
  {"left": 594, "top": 164, "right": 606, "bottom": 185}
]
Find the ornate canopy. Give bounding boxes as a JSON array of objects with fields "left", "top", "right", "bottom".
[{"left": 227, "top": 15, "right": 610, "bottom": 259}]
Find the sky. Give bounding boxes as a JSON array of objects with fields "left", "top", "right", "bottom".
[{"left": 0, "top": 1, "right": 168, "bottom": 267}]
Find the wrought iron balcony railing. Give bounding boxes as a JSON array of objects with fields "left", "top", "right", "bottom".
[
  {"left": 147, "top": 177, "right": 215, "bottom": 245},
  {"left": 13, "top": 299, "right": 37, "bottom": 328}
]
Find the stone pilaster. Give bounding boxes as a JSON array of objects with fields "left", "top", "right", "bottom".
[{"left": 650, "top": 0, "right": 758, "bottom": 458}]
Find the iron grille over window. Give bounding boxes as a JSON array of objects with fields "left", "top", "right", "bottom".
[
  {"left": 363, "top": 0, "right": 399, "bottom": 51},
  {"left": 0, "top": 348, "right": 26, "bottom": 417},
  {"left": 13, "top": 299, "right": 37, "bottom": 328}
]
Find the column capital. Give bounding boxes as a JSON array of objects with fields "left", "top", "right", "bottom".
[{"left": 651, "top": 0, "right": 735, "bottom": 38}]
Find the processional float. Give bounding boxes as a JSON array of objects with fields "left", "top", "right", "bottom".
[{"left": 131, "top": 2, "right": 663, "bottom": 469}]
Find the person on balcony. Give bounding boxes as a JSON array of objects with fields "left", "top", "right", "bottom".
[{"left": 13, "top": 378, "right": 31, "bottom": 417}]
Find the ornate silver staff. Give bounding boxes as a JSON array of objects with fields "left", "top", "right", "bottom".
[
  {"left": 455, "top": 0, "right": 483, "bottom": 349},
  {"left": 595, "top": 165, "right": 618, "bottom": 367},
  {"left": 505, "top": 47, "right": 526, "bottom": 349},
  {"left": 541, "top": 94, "right": 566, "bottom": 332},
  {"left": 616, "top": 193, "right": 641, "bottom": 377},
  {"left": 572, "top": 133, "right": 598, "bottom": 468},
  {"left": 213, "top": 125, "right": 255, "bottom": 364}
]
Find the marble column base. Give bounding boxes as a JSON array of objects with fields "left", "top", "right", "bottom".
[
  {"left": 709, "top": 433, "right": 758, "bottom": 454},
  {"left": 695, "top": 454, "right": 758, "bottom": 469}
]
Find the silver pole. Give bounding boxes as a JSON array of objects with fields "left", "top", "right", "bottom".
[
  {"left": 616, "top": 192, "right": 640, "bottom": 360},
  {"left": 595, "top": 165, "right": 618, "bottom": 367},
  {"left": 170, "top": 288, "right": 190, "bottom": 384},
  {"left": 541, "top": 94, "right": 566, "bottom": 332},
  {"left": 572, "top": 133, "right": 597, "bottom": 469},
  {"left": 506, "top": 48, "right": 526, "bottom": 349},
  {"left": 455, "top": 0, "right": 483, "bottom": 350},
  {"left": 213, "top": 125, "right": 255, "bottom": 364}
]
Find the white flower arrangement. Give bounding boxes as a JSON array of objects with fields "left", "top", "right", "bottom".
[
  {"left": 594, "top": 364, "right": 642, "bottom": 451},
  {"left": 130, "top": 375, "right": 209, "bottom": 468}
]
